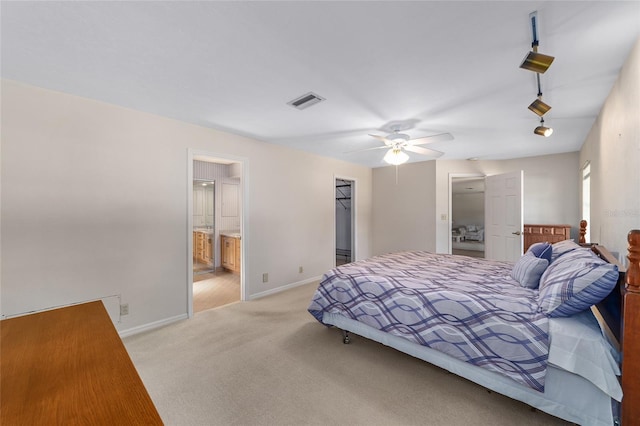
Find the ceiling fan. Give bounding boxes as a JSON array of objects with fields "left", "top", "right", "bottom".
[{"left": 358, "top": 130, "right": 454, "bottom": 165}]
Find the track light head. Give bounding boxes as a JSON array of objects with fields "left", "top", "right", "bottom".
[
  {"left": 520, "top": 51, "right": 555, "bottom": 73},
  {"left": 534, "top": 118, "right": 553, "bottom": 137},
  {"left": 528, "top": 98, "right": 552, "bottom": 116}
]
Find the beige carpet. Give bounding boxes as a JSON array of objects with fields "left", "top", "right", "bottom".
[{"left": 124, "top": 283, "right": 570, "bottom": 426}]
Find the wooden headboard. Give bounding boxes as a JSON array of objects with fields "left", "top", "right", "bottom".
[
  {"left": 622, "top": 229, "right": 640, "bottom": 425},
  {"left": 578, "top": 222, "right": 639, "bottom": 424}
]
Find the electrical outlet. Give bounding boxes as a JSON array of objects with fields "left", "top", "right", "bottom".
[
  {"left": 299, "top": 266, "right": 303, "bottom": 273},
  {"left": 262, "top": 273, "right": 268, "bottom": 283},
  {"left": 441, "top": 214, "right": 447, "bottom": 221},
  {"left": 120, "top": 303, "right": 129, "bottom": 316}
]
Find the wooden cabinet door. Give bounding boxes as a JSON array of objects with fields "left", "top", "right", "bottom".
[
  {"left": 221, "top": 237, "right": 228, "bottom": 268},
  {"left": 221, "top": 236, "right": 239, "bottom": 272},
  {"left": 204, "top": 236, "right": 213, "bottom": 265},
  {"left": 235, "top": 239, "right": 241, "bottom": 272},
  {"left": 227, "top": 237, "right": 236, "bottom": 269}
]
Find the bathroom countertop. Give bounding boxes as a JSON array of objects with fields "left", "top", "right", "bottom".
[
  {"left": 193, "top": 228, "right": 214, "bottom": 234},
  {"left": 220, "top": 230, "right": 241, "bottom": 239}
]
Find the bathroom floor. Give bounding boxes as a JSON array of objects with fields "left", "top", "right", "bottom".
[{"left": 193, "top": 270, "right": 240, "bottom": 313}]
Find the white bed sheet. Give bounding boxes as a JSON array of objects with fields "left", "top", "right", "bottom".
[
  {"left": 548, "top": 311, "right": 622, "bottom": 401},
  {"left": 323, "top": 311, "right": 618, "bottom": 426}
]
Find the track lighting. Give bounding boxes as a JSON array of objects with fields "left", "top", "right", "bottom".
[
  {"left": 528, "top": 74, "right": 552, "bottom": 116},
  {"left": 520, "top": 50, "right": 555, "bottom": 74},
  {"left": 520, "top": 12, "right": 554, "bottom": 73},
  {"left": 522, "top": 12, "right": 555, "bottom": 136},
  {"left": 383, "top": 147, "right": 409, "bottom": 165},
  {"left": 528, "top": 98, "right": 552, "bottom": 116},
  {"left": 534, "top": 118, "right": 553, "bottom": 137}
]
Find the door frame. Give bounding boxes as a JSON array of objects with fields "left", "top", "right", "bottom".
[
  {"left": 334, "top": 175, "right": 357, "bottom": 266},
  {"left": 187, "top": 149, "right": 249, "bottom": 318},
  {"left": 448, "top": 173, "right": 485, "bottom": 254}
]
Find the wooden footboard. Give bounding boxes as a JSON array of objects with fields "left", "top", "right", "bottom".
[{"left": 623, "top": 229, "right": 640, "bottom": 425}]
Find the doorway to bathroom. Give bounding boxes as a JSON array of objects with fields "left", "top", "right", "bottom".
[{"left": 188, "top": 153, "right": 244, "bottom": 316}]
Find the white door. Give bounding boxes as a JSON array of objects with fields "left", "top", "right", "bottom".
[{"left": 485, "top": 171, "right": 523, "bottom": 261}]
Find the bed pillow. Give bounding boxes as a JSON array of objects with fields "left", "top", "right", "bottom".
[
  {"left": 527, "top": 242, "right": 552, "bottom": 263},
  {"left": 538, "top": 249, "right": 619, "bottom": 317},
  {"left": 550, "top": 239, "right": 582, "bottom": 262},
  {"left": 511, "top": 252, "right": 549, "bottom": 289}
]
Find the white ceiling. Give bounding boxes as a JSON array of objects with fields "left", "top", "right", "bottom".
[{"left": 2, "top": 1, "right": 638, "bottom": 168}]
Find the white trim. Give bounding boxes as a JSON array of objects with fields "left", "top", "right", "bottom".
[
  {"left": 248, "top": 276, "right": 320, "bottom": 300},
  {"left": 118, "top": 313, "right": 188, "bottom": 338},
  {"left": 187, "top": 154, "right": 194, "bottom": 318},
  {"left": 187, "top": 149, "right": 249, "bottom": 320}
]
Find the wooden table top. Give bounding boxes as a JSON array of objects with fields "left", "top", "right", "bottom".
[{"left": 1, "top": 301, "right": 163, "bottom": 425}]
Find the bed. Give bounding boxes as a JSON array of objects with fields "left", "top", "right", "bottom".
[{"left": 309, "top": 229, "right": 640, "bottom": 425}]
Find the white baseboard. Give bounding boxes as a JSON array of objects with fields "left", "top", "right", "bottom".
[
  {"left": 118, "top": 277, "right": 320, "bottom": 337},
  {"left": 119, "top": 313, "right": 188, "bottom": 338},
  {"left": 249, "top": 276, "right": 321, "bottom": 300}
]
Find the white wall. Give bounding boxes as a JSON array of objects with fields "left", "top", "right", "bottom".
[
  {"left": 372, "top": 162, "right": 437, "bottom": 255},
  {"left": 0, "top": 80, "right": 373, "bottom": 331},
  {"left": 580, "top": 38, "right": 640, "bottom": 262},
  {"left": 372, "top": 153, "right": 579, "bottom": 256}
]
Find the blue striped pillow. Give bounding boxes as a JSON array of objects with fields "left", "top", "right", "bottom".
[
  {"left": 537, "top": 249, "right": 619, "bottom": 317},
  {"left": 528, "top": 242, "right": 552, "bottom": 263},
  {"left": 550, "top": 239, "right": 581, "bottom": 263},
  {"left": 511, "top": 252, "right": 549, "bottom": 289}
]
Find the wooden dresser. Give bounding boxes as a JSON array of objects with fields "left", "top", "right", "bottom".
[
  {"left": 1, "top": 301, "right": 162, "bottom": 425},
  {"left": 523, "top": 224, "right": 572, "bottom": 252}
]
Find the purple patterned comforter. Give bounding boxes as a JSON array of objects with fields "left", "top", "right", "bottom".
[{"left": 308, "top": 251, "right": 550, "bottom": 391}]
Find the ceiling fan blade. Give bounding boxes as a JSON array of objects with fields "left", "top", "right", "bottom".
[
  {"left": 344, "top": 145, "right": 389, "bottom": 154},
  {"left": 407, "top": 132, "right": 454, "bottom": 146},
  {"left": 404, "top": 145, "right": 444, "bottom": 157},
  {"left": 368, "top": 134, "right": 392, "bottom": 146}
]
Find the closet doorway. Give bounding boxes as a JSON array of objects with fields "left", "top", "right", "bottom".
[
  {"left": 449, "top": 175, "right": 486, "bottom": 258},
  {"left": 335, "top": 178, "right": 355, "bottom": 266},
  {"left": 188, "top": 152, "right": 245, "bottom": 317}
]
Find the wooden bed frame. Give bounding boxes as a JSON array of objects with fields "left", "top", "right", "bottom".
[
  {"left": 576, "top": 221, "right": 639, "bottom": 424},
  {"left": 622, "top": 228, "right": 640, "bottom": 425}
]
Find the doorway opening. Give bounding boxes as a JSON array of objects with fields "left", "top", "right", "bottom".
[
  {"left": 449, "top": 174, "right": 486, "bottom": 258},
  {"left": 188, "top": 152, "right": 245, "bottom": 317},
  {"left": 335, "top": 178, "right": 355, "bottom": 266}
]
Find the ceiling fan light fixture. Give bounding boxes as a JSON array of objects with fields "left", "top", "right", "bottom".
[
  {"left": 528, "top": 98, "right": 552, "bottom": 116},
  {"left": 383, "top": 148, "right": 409, "bottom": 165},
  {"left": 534, "top": 118, "right": 553, "bottom": 137},
  {"left": 520, "top": 51, "right": 555, "bottom": 73}
]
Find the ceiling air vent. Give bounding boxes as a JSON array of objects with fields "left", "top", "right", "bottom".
[{"left": 287, "top": 92, "right": 325, "bottom": 110}]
